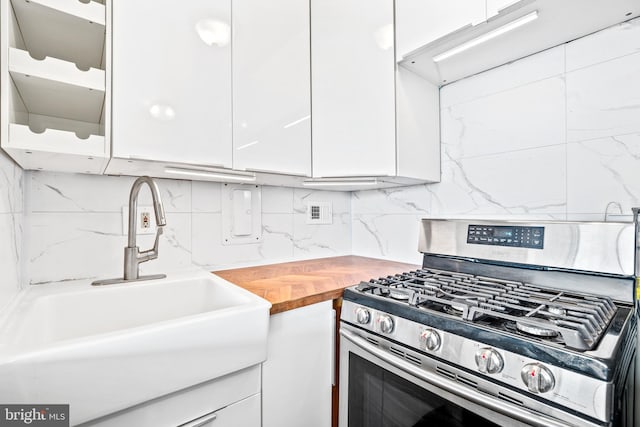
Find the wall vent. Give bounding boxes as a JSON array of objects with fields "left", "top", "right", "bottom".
[{"left": 306, "top": 202, "right": 332, "bottom": 224}]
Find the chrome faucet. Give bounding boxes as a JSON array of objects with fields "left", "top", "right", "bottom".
[{"left": 92, "top": 176, "right": 167, "bottom": 286}]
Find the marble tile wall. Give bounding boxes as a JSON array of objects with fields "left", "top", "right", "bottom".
[
  {"left": 353, "top": 18, "right": 640, "bottom": 264},
  {"left": 26, "top": 172, "right": 351, "bottom": 285},
  {"left": 0, "top": 150, "right": 23, "bottom": 308}
]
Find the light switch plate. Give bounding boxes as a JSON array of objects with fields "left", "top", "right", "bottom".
[
  {"left": 221, "top": 184, "right": 262, "bottom": 245},
  {"left": 122, "top": 206, "right": 156, "bottom": 235}
]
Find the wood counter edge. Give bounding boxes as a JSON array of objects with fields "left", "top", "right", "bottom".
[
  {"left": 212, "top": 255, "right": 421, "bottom": 315},
  {"left": 268, "top": 288, "right": 346, "bottom": 315}
]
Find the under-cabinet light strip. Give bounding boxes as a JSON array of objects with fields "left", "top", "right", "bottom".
[
  {"left": 164, "top": 167, "right": 256, "bottom": 182},
  {"left": 433, "top": 10, "right": 539, "bottom": 62},
  {"left": 302, "top": 179, "right": 378, "bottom": 187}
]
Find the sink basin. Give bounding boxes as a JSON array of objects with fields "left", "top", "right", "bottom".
[{"left": 0, "top": 270, "right": 271, "bottom": 425}]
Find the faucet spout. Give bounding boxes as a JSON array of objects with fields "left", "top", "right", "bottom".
[
  {"left": 123, "top": 176, "right": 167, "bottom": 280},
  {"left": 128, "top": 176, "right": 166, "bottom": 248},
  {"left": 91, "top": 176, "right": 167, "bottom": 286}
]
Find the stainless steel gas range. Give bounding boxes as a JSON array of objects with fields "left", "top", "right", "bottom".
[{"left": 339, "top": 219, "right": 636, "bottom": 427}]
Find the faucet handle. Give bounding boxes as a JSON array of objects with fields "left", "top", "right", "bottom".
[{"left": 139, "top": 226, "right": 164, "bottom": 262}]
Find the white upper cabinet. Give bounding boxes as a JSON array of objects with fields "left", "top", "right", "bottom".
[
  {"left": 311, "top": 0, "right": 397, "bottom": 178},
  {"left": 487, "top": 0, "right": 520, "bottom": 18},
  {"left": 111, "top": 0, "right": 232, "bottom": 168},
  {"left": 310, "top": 0, "right": 440, "bottom": 185},
  {"left": 396, "top": 0, "right": 486, "bottom": 58},
  {"left": 232, "top": 0, "right": 311, "bottom": 176},
  {"left": 398, "top": 0, "right": 640, "bottom": 86}
]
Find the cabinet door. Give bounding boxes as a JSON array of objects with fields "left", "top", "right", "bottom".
[
  {"left": 187, "top": 394, "right": 260, "bottom": 427},
  {"left": 396, "top": 0, "right": 486, "bottom": 58},
  {"left": 262, "top": 301, "right": 333, "bottom": 427},
  {"left": 112, "top": 0, "right": 232, "bottom": 167},
  {"left": 232, "top": 0, "right": 311, "bottom": 176},
  {"left": 487, "top": 0, "right": 517, "bottom": 18},
  {"left": 311, "top": 0, "right": 396, "bottom": 178}
]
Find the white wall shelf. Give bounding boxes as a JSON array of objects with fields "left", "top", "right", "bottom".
[
  {"left": 9, "top": 123, "right": 105, "bottom": 156},
  {"left": 9, "top": 48, "right": 104, "bottom": 91},
  {"left": 11, "top": 0, "right": 106, "bottom": 70},
  {"left": 9, "top": 48, "right": 105, "bottom": 122},
  {"left": 1, "top": 0, "right": 109, "bottom": 174},
  {"left": 3, "top": 125, "right": 108, "bottom": 174}
]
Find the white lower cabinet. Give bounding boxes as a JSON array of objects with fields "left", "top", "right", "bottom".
[
  {"left": 182, "top": 394, "right": 260, "bottom": 427},
  {"left": 263, "top": 301, "right": 334, "bottom": 427},
  {"left": 80, "top": 365, "right": 261, "bottom": 427}
]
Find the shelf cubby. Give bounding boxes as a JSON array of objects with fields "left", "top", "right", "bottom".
[{"left": 1, "top": 0, "right": 109, "bottom": 174}]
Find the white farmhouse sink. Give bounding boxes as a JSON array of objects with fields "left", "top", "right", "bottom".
[{"left": 0, "top": 270, "right": 271, "bottom": 425}]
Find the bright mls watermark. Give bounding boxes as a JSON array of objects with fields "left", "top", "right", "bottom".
[{"left": 0, "top": 405, "right": 68, "bottom": 426}]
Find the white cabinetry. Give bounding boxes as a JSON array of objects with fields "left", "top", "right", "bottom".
[
  {"left": 83, "top": 365, "right": 261, "bottom": 427},
  {"left": 311, "top": 0, "right": 396, "bottom": 179},
  {"left": 110, "top": 0, "right": 232, "bottom": 167},
  {"left": 398, "top": 0, "right": 639, "bottom": 86},
  {"left": 396, "top": 0, "right": 486, "bottom": 58},
  {"left": 232, "top": 0, "right": 311, "bottom": 176},
  {"left": 487, "top": 0, "right": 520, "bottom": 18},
  {"left": 310, "top": 0, "right": 440, "bottom": 185},
  {"left": 395, "top": 0, "right": 519, "bottom": 58},
  {"left": 263, "top": 301, "right": 334, "bottom": 427},
  {"left": 0, "top": 0, "right": 109, "bottom": 174}
]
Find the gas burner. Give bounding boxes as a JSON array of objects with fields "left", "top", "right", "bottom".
[
  {"left": 389, "top": 290, "right": 410, "bottom": 301},
  {"left": 443, "top": 304, "right": 464, "bottom": 316},
  {"left": 355, "top": 267, "right": 620, "bottom": 351},
  {"left": 547, "top": 306, "right": 567, "bottom": 317},
  {"left": 515, "top": 321, "right": 559, "bottom": 337}
]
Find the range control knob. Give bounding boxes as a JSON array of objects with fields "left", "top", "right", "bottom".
[
  {"left": 521, "top": 364, "right": 555, "bottom": 394},
  {"left": 420, "top": 329, "right": 441, "bottom": 351},
  {"left": 475, "top": 348, "right": 504, "bottom": 374},
  {"left": 378, "top": 315, "right": 394, "bottom": 334},
  {"left": 355, "top": 307, "right": 371, "bottom": 325}
]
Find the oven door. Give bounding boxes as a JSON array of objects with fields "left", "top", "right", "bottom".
[{"left": 339, "top": 325, "right": 597, "bottom": 427}]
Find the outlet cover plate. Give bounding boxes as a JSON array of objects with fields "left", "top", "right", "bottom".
[{"left": 122, "top": 206, "right": 156, "bottom": 235}]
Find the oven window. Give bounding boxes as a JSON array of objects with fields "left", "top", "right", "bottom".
[{"left": 348, "top": 353, "right": 498, "bottom": 427}]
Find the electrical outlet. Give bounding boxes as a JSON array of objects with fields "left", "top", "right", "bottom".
[
  {"left": 122, "top": 206, "right": 156, "bottom": 235},
  {"left": 306, "top": 202, "right": 332, "bottom": 224}
]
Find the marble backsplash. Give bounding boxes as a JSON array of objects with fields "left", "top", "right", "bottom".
[
  {"left": 352, "top": 18, "right": 640, "bottom": 265},
  {"left": 25, "top": 172, "right": 351, "bottom": 285},
  {"left": 0, "top": 150, "right": 23, "bottom": 307}
]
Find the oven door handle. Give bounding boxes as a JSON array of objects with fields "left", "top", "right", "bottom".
[{"left": 340, "top": 329, "right": 571, "bottom": 427}]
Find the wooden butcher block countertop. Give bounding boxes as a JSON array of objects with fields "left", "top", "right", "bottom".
[{"left": 213, "top": 256, "right": 421, "bottom": 315}]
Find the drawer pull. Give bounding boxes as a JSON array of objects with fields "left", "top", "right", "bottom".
[{"left": 180, "top": 412, "right": 218, "bottom": 427}]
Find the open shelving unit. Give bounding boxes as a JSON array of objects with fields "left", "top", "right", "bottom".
[{"left": 0, "top": 0, "right": 109, "bottom": 174}]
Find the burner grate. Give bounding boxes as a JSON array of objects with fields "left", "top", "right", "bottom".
[{"left": 360, "top": 268, "right": 618, "bottom": 351}]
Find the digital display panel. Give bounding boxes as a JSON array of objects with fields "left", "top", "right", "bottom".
[
  {"left": 467, "top": 225, "right": 544, "bottom": 249},
  {"left": 493, "top": 228, "right": 513, "bottom": 238}
]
